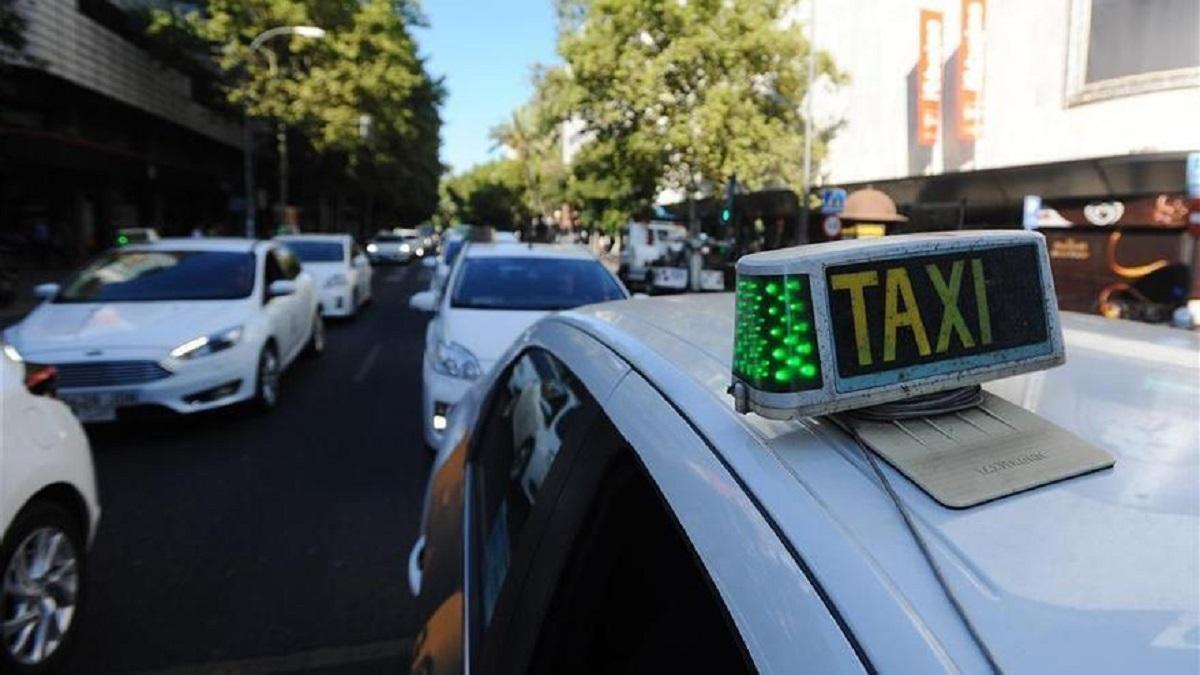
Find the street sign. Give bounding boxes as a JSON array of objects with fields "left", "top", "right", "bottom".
[
  {"left": 820, "top": 188, "right": 847, "bottom": 215},
  {"left": 822, "top": 216, "right": 842, "bottom": 238}
]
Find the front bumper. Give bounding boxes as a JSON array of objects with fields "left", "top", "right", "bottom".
[
  {"left": 49, "top": 344, "right": 260, "bottom": 419},
  {"left": 421, "top": 365, "right": 476, "bottom": 450},
  {"left": 369, "top": 249, "right": 413, "bottom": 264}
]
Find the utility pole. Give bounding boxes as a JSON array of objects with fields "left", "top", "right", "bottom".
[
  {"left": 242, "top": 25, "right": 327, "bottom": 238},
  {"left": 799, "top": 0, "right": 817, "bottom": 246}
]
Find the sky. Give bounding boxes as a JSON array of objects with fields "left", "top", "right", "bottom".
[{"left": 417, "top": 1, "right": 560, "bottom": 174}]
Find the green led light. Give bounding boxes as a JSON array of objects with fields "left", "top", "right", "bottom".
[
  {"left": 732, "top": 273, "right": 823, "bottom": 394},
  {"left": 117, "top": 235, "right": 129, "bottom": 245}
]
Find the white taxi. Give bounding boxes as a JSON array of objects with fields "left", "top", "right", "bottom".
[
  {"left": 3, "top": 239, "right": 323, "bottom": 420},
  {"left": 276, "top": 234, "right": 372, "bottom": 318},
  {"left": 408, "top": 232, "right": 1198, "bottom": 674},
  {"left": 1, "top": 342, "right": 100, "bottom": 671},
  {"left": 409, "top": 242, "right": 627, "bottom": 450}
]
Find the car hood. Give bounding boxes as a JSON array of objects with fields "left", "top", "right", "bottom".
[
  {"left": 438, "top": 307, "right": 548, "bottom": 365},
  {"left": 8, "top": 300, "right": 251, "bottom": 357}
]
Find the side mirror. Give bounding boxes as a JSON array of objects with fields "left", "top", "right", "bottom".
[
  {"left": 268, "top": 279, "right": 297, "bottom": 299},
  {"left": 34, "top": 283, "right": 60, "bottom": 300},
  {"left": 409, "top": 290, "right": 437, "bottom": 312}
]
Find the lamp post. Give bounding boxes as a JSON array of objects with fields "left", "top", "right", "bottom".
[{"left": 242, "top": 25, "right": 327, "bottom": 238}]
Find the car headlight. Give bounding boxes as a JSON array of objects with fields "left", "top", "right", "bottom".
[
  {"left": 400, "top": 243, "right": 411, "bottom": 253},
  {"left": 432, "top": 340, "right": 481, "bottom": 380},
  {"left": 2, "top": 342, "right": 23, "bottom": 363},
  {"left": 324, "top": 273, "right": 348, "bottom": 288},
  {"left": 170, "top": 326, "right": 243, "bottom": 360},
  {"left": 367, "top": 243, "right": 378, "bottom": 253}
]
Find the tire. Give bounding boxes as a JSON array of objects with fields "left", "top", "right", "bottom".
[
  {"left": 304, "top": 312, "right": 325, "bottom": 357},
  {"left": 0, "top": 500, "right": 86, "bottom": 673},
  {"left": 253, "top": 344, "right": 281, "bottom": 412},
  {"left": 350, "top": 289, "right": 360, "bottom": 317}
]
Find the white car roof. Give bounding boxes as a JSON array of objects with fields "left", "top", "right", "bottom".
[
  {"left": 276, "top": 234, "right": 350, "bottom": 243},
  {"left": 462, "top": 242, "right": 598, "bottom": 261},
  {"left": 558, "top": 293, "right": 1199, "bottom": 672},
  {"left": 123, "top": 237, "right": 263, "bottom": 253}
]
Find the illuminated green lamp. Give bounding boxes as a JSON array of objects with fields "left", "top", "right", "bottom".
[
  {"left": 116, "top": 234, "right": 129, "bottom": 246},
  {"left": 732, "top": 274, "right": 822, "bottom": 394}
]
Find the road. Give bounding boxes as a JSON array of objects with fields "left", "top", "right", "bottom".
[{"left": 58, "top": 264, "right": 433, "bottom": 673}]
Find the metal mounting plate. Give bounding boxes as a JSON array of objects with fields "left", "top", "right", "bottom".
[{"left": 839, "top": 392, "right": 1115, "bottom": 509}]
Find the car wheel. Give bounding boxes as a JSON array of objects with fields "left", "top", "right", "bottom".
[
  {"left": 0, "top": 501, "right": 86, "bottom": 673},
  {"left": 305, "top": 312, "right": 325, "bottom": 357},
  {"left": 254, "top": 344, "right": 281, "bottom": 411},
  {"left": 350, "top": 289, "right": 360, "bottom": 316}
]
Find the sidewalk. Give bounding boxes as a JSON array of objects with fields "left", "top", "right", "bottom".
[{"left": 0, "top": 269, "right": 70, "bottom": 330}]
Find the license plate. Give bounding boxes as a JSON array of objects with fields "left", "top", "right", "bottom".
[
  {"left": 824, "top": 243, "right": 1050, "bottom": 386},
  {"left": 652, "top": 267, "right": 688, "bottom": 289},
  {"left": 699, "top": 269, "right": 725, "bottom": 291},
  {"left": 60, "top": 391, "right": 138, "bottom": 423}
]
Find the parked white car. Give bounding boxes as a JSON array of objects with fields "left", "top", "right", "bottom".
[
  {"left": 410, "top": 243, "right": 628, "bottom": 449},
  {"left": 2, "top": 239, "right": 323, "bottom": 421},
  {"left": 276, "top": 234, "right": 372, "bottom": 318},
  {"left": 0, "top": 341, "right": 100, "bottom": 671}
]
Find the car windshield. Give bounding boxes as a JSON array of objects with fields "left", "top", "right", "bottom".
[
  {"left": 375, "top": 235, "right": 406, "bottom": 242},
  {"left": 56, "top": 250, "right": 256, "bottom": 302},
  {"left": 450, "top": 256, "right": 626, "bottom": 311},
  {"left": 283, "top": 241, "right": 345, "bottom": 263}
]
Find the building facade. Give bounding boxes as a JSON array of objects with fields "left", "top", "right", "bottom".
[
  {"left": 0, "top": 0, "right": 253, "bottom": 265},
  {"left": 807, "top": 0, "right": 1200, "bottom": 311}
]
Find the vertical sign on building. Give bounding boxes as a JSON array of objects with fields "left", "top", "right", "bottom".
[
  {"left": 958, "top": 0, "right": 986, "bottom": 140},
  {"left": 917, "top": 9, "right": 944, "bottom": 147}
]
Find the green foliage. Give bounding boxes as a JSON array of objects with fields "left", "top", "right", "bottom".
[
  {"left": 150, "top": 0, "right": 443, "bottom": 222},
  {"left": 442, "top": 160, "right": 532, "bottom": 231},
  {"left": 548, "top": 0, "right": 843, "bottom": 229}
]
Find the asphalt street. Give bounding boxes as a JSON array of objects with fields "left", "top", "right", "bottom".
[{"left": 57, "top": 263, "right": 434, "bottom": 673}]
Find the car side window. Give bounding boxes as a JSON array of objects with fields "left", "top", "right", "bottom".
[
  {"left": 473, "top": 349, "right": 590, "bottom": 628},
  {"left": 274, "top": 248, "right": 301, "bottom": 279},
  {"left": 263, "top": 251, "right": 285, "bottom": 288},
  {"left": 527, "top": 453, "right": 752, "bottom": 674}
]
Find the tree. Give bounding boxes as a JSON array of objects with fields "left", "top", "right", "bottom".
[
  {"left": 550, "top": 0, "right": 843, "bottom": 229},
  {"left": 442, "top": 160, "right": 532, "bottom": 231},
  {"left": 149, "top": 0, "right": 443, "bottom": 224}
]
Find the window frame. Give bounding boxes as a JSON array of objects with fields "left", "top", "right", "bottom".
[
  {"left": 463, "top": 346, "right": 605, "bottom": 672},
  {"left": 1065, "top": 0, "right": 1200, "bottom": 105}
]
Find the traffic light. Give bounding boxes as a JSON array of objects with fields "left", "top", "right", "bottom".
[{"left": 720, "top": 175, "right": 736, "bottom": 227}]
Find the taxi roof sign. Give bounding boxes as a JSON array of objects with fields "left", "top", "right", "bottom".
[{"left": 731, "top": 231, "right": 1064, "bottom": 419}]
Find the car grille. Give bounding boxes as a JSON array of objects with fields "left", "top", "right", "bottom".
[{"left": 54, "top": 360, "right": 172, "bottom": 389}]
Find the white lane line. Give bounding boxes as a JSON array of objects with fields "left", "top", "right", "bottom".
[
  {"left": 353, "top": 344, "right": 382, "bottom": 383},
  {"left": 135, "top": 638, "right": 413, "bottom": 675}
]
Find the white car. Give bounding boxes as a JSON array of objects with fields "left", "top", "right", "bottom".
[
  {"left": 276, "top": 234, "right": 372, "bottom": 318},
  {"left": 1, "top": 342, "right": 100, "bottom": 672},
  {"left": 367, "top": 231, "right": 418, "bottom": 264},
  {"left": 423, "top": 231, "right": 467, "bottom": 292},
  {"left": 2, "top": 238, "right": 323, "bottom": 421},
  {"left": 409, "top": 233, "right": 1198, "bottom": 674},
  {"left": 409, "top": 243, "right": 628, "bottom": 449}
]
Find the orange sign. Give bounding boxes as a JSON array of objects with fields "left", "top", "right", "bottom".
[
  {"left": 957, "top": 0, "right": 985, "bottom": 140},
  {"left": 917, "top": 9, "right": 944, "bottom": 146}
]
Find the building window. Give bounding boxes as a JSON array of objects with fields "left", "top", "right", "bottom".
[{"left": 1066, "top": 0, "right": 1200, "bottom": 105}]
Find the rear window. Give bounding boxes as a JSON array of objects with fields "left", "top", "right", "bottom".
[
  {"left": 450, "top": 257, "right": 626, "bottom": 311},
  {"left": 57, "top": 251, "right": 256, "bottom": 302},
  {"left": 282, "top": 241, "right": 345, "bottom": 262}
]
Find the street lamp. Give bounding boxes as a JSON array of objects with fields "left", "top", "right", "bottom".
[{"left": 242, "top": 25, "right": 327, "bottom": 238}]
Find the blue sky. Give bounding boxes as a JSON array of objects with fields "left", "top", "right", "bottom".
[{"left": 417, "top": 1, "right": 560, "bottom": 174}]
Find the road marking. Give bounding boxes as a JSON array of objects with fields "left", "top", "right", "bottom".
[
  {"left": 353, "top": 344, "right": 382, "bottom": 383},
  {"left": 135, "top": 638, "right": 413, "bottom": 675}
]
